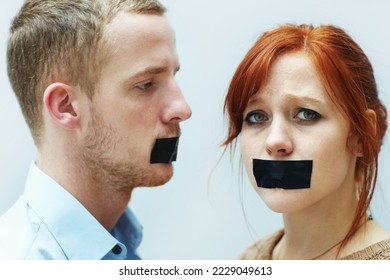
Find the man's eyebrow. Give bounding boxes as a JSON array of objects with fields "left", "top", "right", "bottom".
[
  {"left": 130, "top": 65, "right": 180, "bottom": 80},
  {"left": 132, "top": 66, "right": 168, "bottom": 78}
]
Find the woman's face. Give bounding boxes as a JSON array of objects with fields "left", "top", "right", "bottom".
[{"left": 240, "top": 52, "right": 359, "bottom": 214}]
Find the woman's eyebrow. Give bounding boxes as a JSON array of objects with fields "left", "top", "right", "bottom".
[
  {"left": 284, "top": 94, "right": 324, "bottom": 107},
  {"left": 247, "top": 93, "right": 324, "bottom": 107}
]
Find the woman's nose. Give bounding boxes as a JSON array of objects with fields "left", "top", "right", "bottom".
[{"left": 265, "top": 119, "right": 293, "bottom": 157}]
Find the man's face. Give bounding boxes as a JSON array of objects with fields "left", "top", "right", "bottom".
[{"left": 79, "top": 12, "right": 191, "bottom": 193}]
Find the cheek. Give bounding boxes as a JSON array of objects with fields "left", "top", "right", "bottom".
[
  {"left": 309, "top": 133, "right": 354, "bottom": 187},
  {"left": 240, "top": 129, "right": 266, "bottom": 154},
  {"left": 240, "top": 133, "right": 253, "bottom": 165},
  {"left": 240, "top": 133, "right": 260, "bottom": 186}
]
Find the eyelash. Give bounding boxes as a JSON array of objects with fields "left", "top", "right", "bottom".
[
  {"left": 244, "top": 110, "right": 268, "bottom": 125},
  {"left": 295, "top": 108, "right": 321, "bottom": 122},
  {"left": 244, "top": 108, "right": 321, "bottom": 125},
  {"left": 136, "top": 80, "right": 154, "bottom": 91}
]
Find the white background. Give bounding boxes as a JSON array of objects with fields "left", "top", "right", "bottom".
[{"left": 1, "top": 0, "right": 389, "bottom": 259}]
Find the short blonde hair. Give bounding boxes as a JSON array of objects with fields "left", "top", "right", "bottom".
[{"left": 7, "top": 0, "right": 166, "bottom": 145}]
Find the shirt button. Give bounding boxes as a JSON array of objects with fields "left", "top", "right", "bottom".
[{"left": 112, "top": 245, "right": 122, "bottom": 255}]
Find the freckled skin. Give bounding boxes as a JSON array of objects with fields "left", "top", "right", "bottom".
[{"left": 240, "top": 52, "right": 356, "bottom": 214}]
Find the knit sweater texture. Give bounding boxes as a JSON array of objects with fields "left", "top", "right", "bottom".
[{"left": 240, "top": 229, "right": 390, "bottom": 260}]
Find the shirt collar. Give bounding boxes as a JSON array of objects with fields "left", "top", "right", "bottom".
[{"left": 24, "top": 163, "right": 142, "bottom": 260}]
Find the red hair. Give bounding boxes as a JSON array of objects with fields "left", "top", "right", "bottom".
[{"left": 224, "top": 24, "right": 388, "bottom": 253}]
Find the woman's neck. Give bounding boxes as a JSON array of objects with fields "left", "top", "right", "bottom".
[{"left": 274, "top": 186, "right": 359, "bottom": 259}]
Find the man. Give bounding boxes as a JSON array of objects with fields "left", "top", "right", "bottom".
[{"left": 0, "top": 0, "right": 191, "bottom": 260}]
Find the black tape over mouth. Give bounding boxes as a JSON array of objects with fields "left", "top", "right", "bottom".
[
  {"left": 150, "top": 136, "right": 180, "bottom": 164},
  {"left": 252, "top": 159, "right": 313, "bottom": 189}
]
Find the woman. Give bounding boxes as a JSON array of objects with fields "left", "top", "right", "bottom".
[{"left": 223, "top": 24, "right": 390, "bottom": 259}]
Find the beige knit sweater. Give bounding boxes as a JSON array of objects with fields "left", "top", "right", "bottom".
[{"left": 240, "top": 229, "right": 390, "bottom": 260}]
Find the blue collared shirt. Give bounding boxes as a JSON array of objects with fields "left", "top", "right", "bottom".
[{"left": 0, "top": 163, "right": 142, "bottom": 260}]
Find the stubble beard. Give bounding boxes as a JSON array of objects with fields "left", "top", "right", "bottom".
[{"left": 79, "top": 111, "right": 174, "bottom": 197}]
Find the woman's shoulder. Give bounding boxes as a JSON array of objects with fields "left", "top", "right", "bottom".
[
  {"left": 239, "top": 229, "right": 284, "bottom": 260},
  {"left": 342, "top": 221, "right": 390, "bottom": 260},
  {"left": 341, "top": 238, "right": 390, "bottom": 260}
]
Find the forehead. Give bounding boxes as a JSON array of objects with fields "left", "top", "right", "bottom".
[
  {"left": 101, "top": 12, "right": 177, "bottom": 68},
  {"left": 249, "top": 52, "right": 331, "bottom": 106},
  {"left": 247, "top": 52, "right": 350, "bottom": 127},
  {"left": 267, "top": 52, "right": 324, "bottom": 95},
  {"left": 106, "top": 11, "right": 174, "bottom": 43},
  {"left": 103, "top": 11, "right": 175, "bottom": 52},
  {"left": 93, "top": 12, "right": 178, "bottom": 90}
]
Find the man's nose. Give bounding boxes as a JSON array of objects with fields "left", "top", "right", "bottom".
[{"left": 161, "top": 80, "right": 192, "bottom": 125}]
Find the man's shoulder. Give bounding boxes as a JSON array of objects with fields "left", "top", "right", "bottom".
[{"left": 0, "top": 197, "right": 66, "bottom": 260}]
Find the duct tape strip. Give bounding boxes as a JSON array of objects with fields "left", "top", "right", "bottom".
[
  {"left": 253, "top": 159, "right": 313, "bottom": 189},
  {"left": 150, "top": 136, "right": 180, "bottom": 164}
]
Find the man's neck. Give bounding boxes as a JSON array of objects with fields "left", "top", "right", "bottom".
[{"left": 36, "top": 152, "right": 132, "bottom": 231}]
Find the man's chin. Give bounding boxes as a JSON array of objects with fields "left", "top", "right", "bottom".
[{"left": 143, "top": 165, "right": 174, "bottom": 187}]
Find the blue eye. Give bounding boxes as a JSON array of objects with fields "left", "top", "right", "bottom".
[
  {"left": 137, "top": 81, "right": 154, "bottom": 90},
  {"left": 296, "top": 109, "right": 321, "bottom": 121},
  {"left": 245, "top": 111, "right": 268, "bottom": 124}
]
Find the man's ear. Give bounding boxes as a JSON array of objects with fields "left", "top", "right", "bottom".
[
  {"left": 43, "top": 83, "right": 81, "bottom": 130},
  {"left": 348, "top": 109, "right": 377, "bottom": 157}
]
